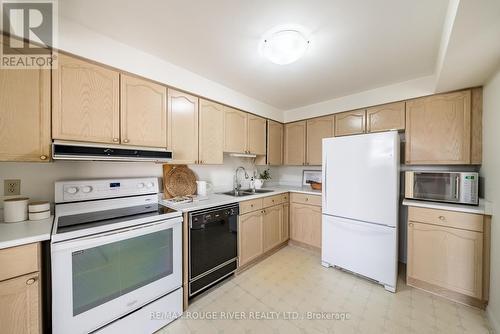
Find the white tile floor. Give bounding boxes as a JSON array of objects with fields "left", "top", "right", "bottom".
[{"left": 159, "top": 246, "right": 492, "bottom": 334}]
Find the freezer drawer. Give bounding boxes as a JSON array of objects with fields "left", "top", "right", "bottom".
[{"left": 322, "top": 215, "right": 398, "bottom": 291}]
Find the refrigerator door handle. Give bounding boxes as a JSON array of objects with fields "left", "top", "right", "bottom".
[{"left": 323, "top": 149, "right": 327, "bottom": 207}]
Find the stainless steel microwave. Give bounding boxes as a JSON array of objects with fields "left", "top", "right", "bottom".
[{"left": 405, "top": 171, "right": 479, "bottom": 205}]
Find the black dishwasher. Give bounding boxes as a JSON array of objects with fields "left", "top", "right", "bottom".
[{"left": 189, "top": 203, "right": 239, "bottom": 297}]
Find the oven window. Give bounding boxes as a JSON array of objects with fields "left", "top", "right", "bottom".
[
  {"left": 71, "top": 229, "right": 173, "bottom": 316},
  {"left": 413, "top": 173, "right": 459, "bottom": 201}
]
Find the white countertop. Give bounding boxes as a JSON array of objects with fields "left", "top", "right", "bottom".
[
  {"left": 402, "top": 199, "right": 493, "bottom": 216},
  {"left": 161, "top": 186, "right": 321, "bottom": 213},
  {"left": 0, "top": 216, "right": 54, "bottom": 250}
]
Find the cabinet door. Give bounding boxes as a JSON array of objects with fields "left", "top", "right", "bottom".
[
  {"left": 121, "top": 74, "right": 167, "bottom": 148},
  {"left": 406, "top": 90, "right": 471, "bottom": 164},
  {"left": 290, "top": 203, "right": 322, "bottom": 248},
  {"left": 0, "top": 65, "right": 50, "bottom": 161},
  {"left": 0, "top": 273, "right": 40, "bottom": 334},
  {"left": 282, "top": 203, "right": 290, "bottom": 243},
  {"left": 263, "top": 205, "right": 283, "bottom": 252},
  {"left": 306, "top": 116, "right": 334, "bottom": 165},
  {"left": 52, "top": 53, "right": 120, "bottom": 144},
  {"left": 334, "top": 109, "right": 366, "bottom": 136},
  {"left": 199, "top": 99, "right": 224, "bottom": 164},
  {"left": 238, "top": 211, "right": 263, "bottom": 266},
  {"left": 168, "top": 89, "right": 199, "bottom": 164},
  {"left": 367, "top": 102, "right": 405, "bottom": 133},
  {"left": 247, "top": 115, "right": 267, "bottom": 155},
  {"left": 267, "top": 120, "right": 283, "bottom": 165},
  {"left": 284, "top": 121, "right": 306, "bottom": 165},
  {"left": 224, "top": 107, "right": 247, "bottom": 153},
  {"left": 407, "top": 221, "right": 483, "bottom": 298}
]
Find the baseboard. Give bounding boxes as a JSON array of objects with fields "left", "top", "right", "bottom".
[{"left": 487, "top": 307, "right": 499, "bottom": 334}]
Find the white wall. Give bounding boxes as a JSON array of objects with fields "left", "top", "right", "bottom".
[
  {"left": 283, "top": 75, "right": 435, "bottom": 122},
  {"left": 58, "top": 18, "right": 283, "bottom": 122},
  {"left": 481, "top": 65, "right": 500, "bottom": 333}
]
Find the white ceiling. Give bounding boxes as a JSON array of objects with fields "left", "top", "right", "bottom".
[{"left": 60, "top": 0, "right": 450, "bottom": 110}]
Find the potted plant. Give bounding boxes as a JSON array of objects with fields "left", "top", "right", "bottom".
[{"left": 254, "top": 169, "right": 271, "bottom": 189}]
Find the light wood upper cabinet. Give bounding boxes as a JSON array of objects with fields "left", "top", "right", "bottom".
[
  {"left": 367, "top": 102, "right": 405, "bottom": 133},
  {"left": 238, "top": 211, "right": 263, "bottom": 267},
  {"left": 335, "top": 109, "right": 366, "bottom": 136},
  {"left": 408, "top": 221, "right": 483, "bottom": 299},
  {"left": 121, "top": 74, "right": 167, "bottom": 148},
  {"left": 263, "top": 205, "right": 283, "bottom": 252},
  {"left": 470, "top": 87, "right": 483, "bottom": 165},
  {"left": 247, "top": 115, "right": 267, "bottom": 155},
  {"left": 199, "top": 99, "right": 224, "bottom": 164},
  {"left": 167, "top": 89, "right": 198, "bottom": 164},
  {"left": 284, "top": 121, "right": 306, "bottom": 165},
  {"left": 406, "top": 90, "right": 471, "bottom": 164},
  {"left": 0, "top": 273, "right": 41, "bottom": 334},
  {"left": 306, "top": 116, "right": 335, "bottom": 165},
  {"left": 267, "top": 120, "right": 283, "bottom": 165},
  {"left": 224, "top": 107, "right": 247, "bottom": 153},
  {"left": 0, "top": 65, "right": 50, "bottom": 161},
  {"left": 53, "top": 53, "right": 120, "bottom": 144},
  {"left": 290, "top": 202, "right": 322, "bottom": 248}
]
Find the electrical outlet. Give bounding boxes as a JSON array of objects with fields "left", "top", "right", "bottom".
[{"left": 4, "top": 179, "right": 21, "bottom": 196}]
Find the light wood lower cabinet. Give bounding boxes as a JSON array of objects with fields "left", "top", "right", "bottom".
[
  {"left": 282, "top": 203, "right": 290, "bottom": 243},
  {"left": 0, "top": 62, "right": 51, "bottom": 161},
  {"left": 267, "top": 120, "right": 283, "bottom": 165},
  {"left": 290, "top": 195, "right": 322, "bottom": 249},
  {"left": 263, "top": 205, "right": 283, "bottom": 252},
  {"left": 52, "top": 53, "right": 120, "bottom": 144},
  {"left": 167, "top": 89, "right": 199, "bottom": 164},
  {"left": 407, "top": 206, "right": 489, "bottom": 306},
  {"left": 0, "top": 243, "right": 41, "bottom": 334},
  {"left": 121, "top": 74, "right": 167, "bottom": 148},
  {"left": 284, "top": 121, "right": 306, "bottom": 165},
  {"left": 306, "top": 116, "right": 335, "bottom": 166},
  {"left": 199, "top": 99, "right": 224, "bottom": 164},
  {"left": 238, "top": 210, "right": 264, "bottom": 267},
  {"left": 334, "top": 109, "right": 366, "bottom": 136}
]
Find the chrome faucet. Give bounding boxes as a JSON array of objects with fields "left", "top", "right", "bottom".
[{"left": 233, "top": 167, "right": 249, "bottom": 193}]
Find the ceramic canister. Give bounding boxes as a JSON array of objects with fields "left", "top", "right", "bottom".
[{"left": 3, "top": 197, "right": 29, "bottom": 223}]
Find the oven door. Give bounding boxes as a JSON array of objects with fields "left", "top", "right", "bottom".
[
  {"left": 412, "top": 172, "right": 460, "bottom": 203},
  {"left": 51, "top": 217, "right": 182, "bottom": 334}
]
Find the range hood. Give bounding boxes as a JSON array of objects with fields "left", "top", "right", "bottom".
[
  {"left": 229, "top": 153, "right": 257, "bottom": 158},
  {"left": 52, "top": 141, "right": 172, "bottom": 162}
]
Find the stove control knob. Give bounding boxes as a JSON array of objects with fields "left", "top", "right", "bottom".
[
  {"left": 137, "top": 183, "right": 145, "bottom": 189},
  {"left": 146, "top": 182, "right": 154, "bottom": 188},
  {"left": 66, "top": 187, "right": 78, "bottom": 194},
  {"left": 81, "top": 186, "right": 93, "bottom": 193}
]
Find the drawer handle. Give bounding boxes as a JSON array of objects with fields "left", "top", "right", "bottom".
[
  {"left": 26, "top": 277, "right": 37, "bottom": 285},
  {"left": 305, "top": 198, "right": 309, "bottom": 201},
  {"left": 272, "top": 200, "right": 275, "bottom": 202},
  {"left": 438, "top": 216, "right": 446, "bottom": 221},
  {"left": 250, "top": 204, "right": 254, "bottom": 207}
]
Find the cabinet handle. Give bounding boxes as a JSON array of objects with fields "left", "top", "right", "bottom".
[
  {"left": 438, "top": 216, "right": 446, "bottom": 221},
  {"left": 409, "top": 222, "right": 413, "bottom": 227},
  {"left": 26, "top": 277, "right": 36, "bottom": 285},
  {"left": 305, "top": 198, "right": 309, "bottom": 201},
  {"left": 123, "top": 139, "right": 130, "bottom": 143},
  {"left": 112, "top": 138, "right": 119, "bottom": 142},
  {"left": 250, "top": 204, "right": 254, "bottom": 207},
  {"left": 200, "top": 160, "right": 203, "bottom": 164},
  {"left": 40, "top": 155, "right": 47, "bottom": 160}
]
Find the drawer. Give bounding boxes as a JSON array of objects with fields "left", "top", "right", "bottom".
[
  {"left": 263, "top": 194, "right": 282, "bottom": 208},
  {"left": 240, "top": 198, "right": 263, "bottom": 214},
  {"left": 281, "top": 193, "right": 289, "bottom": 203},
  {"left": 290, "top": 193, "right": 321, "bottom": 207},
  {"left": 0, "top": 243, "right": 39, "bottom": 281},
  {"left": 408, "top": 206, "right": 483, "bottom": 232}
]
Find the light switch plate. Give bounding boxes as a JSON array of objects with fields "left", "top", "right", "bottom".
[{"left": 4, "top": 179, "right": 21, "bottom": 196}]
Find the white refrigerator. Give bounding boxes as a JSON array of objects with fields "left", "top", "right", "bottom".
[{"left": 321, "top": 131, "right": 399, "bottom": 292}]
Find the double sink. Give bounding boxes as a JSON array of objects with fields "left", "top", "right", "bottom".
[{"left": 219, "top": 189, "right": 274, "bottom": 197}]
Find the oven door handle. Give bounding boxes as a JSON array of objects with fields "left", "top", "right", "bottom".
[{"left": 52, "top": 216, "right": 183, "bottom": 252}]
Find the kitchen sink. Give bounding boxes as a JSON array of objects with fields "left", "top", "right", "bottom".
[{"left": 219, "top": 189, "right": 275, "bottom": 197}]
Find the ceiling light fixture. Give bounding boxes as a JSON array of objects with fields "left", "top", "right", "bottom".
[{"left": 260, "top": 27, "right": 310, "bottom": 65}]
